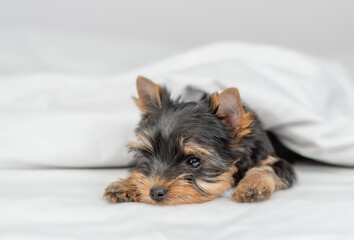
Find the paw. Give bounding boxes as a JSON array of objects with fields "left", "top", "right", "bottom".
[
  {"left": 104, "top": 179, "right": 140, "bottom": 203},
  {"left": 233, "top": 182, "right": 274, "bottom": 203}
]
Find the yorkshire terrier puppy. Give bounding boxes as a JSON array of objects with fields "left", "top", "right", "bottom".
[{"left": 104, "top": 76, "right": 295, "bottom": 205}]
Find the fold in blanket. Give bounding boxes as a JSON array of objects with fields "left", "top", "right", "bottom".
[{"left": 0, "top": 42, "right": 353, "bottom": 167}]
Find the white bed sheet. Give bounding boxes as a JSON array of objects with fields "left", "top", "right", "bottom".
[{"left": 1, "top": 162, "right": 353, "bottom": 240}]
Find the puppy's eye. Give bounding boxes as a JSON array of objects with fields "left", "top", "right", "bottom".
[{"left": 186, "top": 157, "right": 201, "bottom": 168}]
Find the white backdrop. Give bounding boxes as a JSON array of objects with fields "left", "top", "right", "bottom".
[
  {"left": 1, "top": 0, "right": 354, "bottom": 76},
  {"left": 0, "top": 1, "right": 353, "bottom": 168}
]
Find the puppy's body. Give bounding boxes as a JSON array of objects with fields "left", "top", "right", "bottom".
[{"left": 104, "top": 77, "right": 295, "bottom": 205}]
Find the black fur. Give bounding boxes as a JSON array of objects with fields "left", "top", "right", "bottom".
[{"left": 130, "top": 87, "right": 296, "bottom": 189}]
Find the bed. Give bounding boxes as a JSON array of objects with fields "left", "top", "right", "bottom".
[
  {"left": 1, "top": 28, "right": 354, "bottom": 240},
  {"left": 1, "top": 161, "right": 354, "bottom": 240}
]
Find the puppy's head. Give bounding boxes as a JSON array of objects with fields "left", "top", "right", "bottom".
[{"left": 128, "top": 76, "right": 254, "bottom": 205}]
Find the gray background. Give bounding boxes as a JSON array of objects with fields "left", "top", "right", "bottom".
[{"left": 1, "top": 0, "right": 353, "bottom": 76}]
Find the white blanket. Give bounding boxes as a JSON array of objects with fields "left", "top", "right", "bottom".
[
  {"left": 1, "top": 42, "right": 353, "bottom": 167},
  {"left": 1, "top": 162, "right": 353, "bottom": 240}
]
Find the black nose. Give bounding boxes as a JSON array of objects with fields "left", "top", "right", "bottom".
[{"left": 150, "top": 187, "right": 168, "bottom": 202}]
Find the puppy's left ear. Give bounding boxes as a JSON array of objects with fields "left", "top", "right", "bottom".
[
  {"left": 210, "top": 88, "right": 254, "bottom": 140},
  {"left": 135, "top": 76, "right": 167, "bottom": 114}
]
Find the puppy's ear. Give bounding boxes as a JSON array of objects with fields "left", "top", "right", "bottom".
[
  {"left": 210, "top": 88, "right": 254, "bottom": 140},
  {"left": 135, "top": 76, "right": 167, "bottom": 114}
]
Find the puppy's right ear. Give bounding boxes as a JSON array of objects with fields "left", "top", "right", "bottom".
[{"left": 135, "top": 76, "right": 167, "bottom": 114}]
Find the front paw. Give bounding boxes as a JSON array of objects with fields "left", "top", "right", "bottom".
[
  {"left": 104, "top": 179, "right": 140, "bottom": 203},
  {"left": 233, "top": 182, "right": 273, "bottom": 203}
]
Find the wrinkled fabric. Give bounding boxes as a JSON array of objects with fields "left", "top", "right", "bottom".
[
  {"left": 1, "top": 162, "right": 353, "bottom": 240},
  {"left": 0, "top": 42, "right": 353, "bottom": 167}
]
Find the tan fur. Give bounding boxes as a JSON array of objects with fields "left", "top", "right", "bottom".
[
  {"left": 127, "top": 131, "right": 154, "bottom": 154},
  {"left": 129, "top": 172, "right": 208, "bottom": 205},
  {"left": 195, "top": 165, "right": 238, "bottom": 195},
  {"left": 135, "top": 165, "right": 238, "bottom": 205},
  {"left": 235, "top": 111, "right": 255, "bottom": 140},
  {"left": 233, "top": 165, "right": 288, "bottom": 203},
  {"left": 135, "top": 76, "right": 166, "bottom": 114},
  {"left": 180, "top": 137, "right": 212, "bottom": 157},
  {"left": 210, "top": 88, "right": 255, "bottom": 141},
  {"left": 260, "top": 156, "right": 279, "bottom": 166},
  {"left": 105, "top": 165, "right": 238, "bottom": 205},
  {"left": 104, "top": 178, "right": 141, "bottom": 203},
  {"left": 209, "top": 92, "right": 220, "bottom": 115},
  {"left": 134, "top": 98, "right": 149, "bottom": 114}
]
